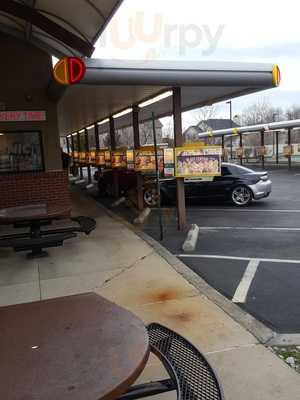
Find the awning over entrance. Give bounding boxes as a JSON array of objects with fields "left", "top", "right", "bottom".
[
  {"left": 58, "top": 59, "right": 280, "bottom": 135},
  {"left": 0, "top": 0, "right": 123, "bottom": 57}
]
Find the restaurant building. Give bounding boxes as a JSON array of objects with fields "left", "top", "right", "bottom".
[{"left": 0, "top": 0, "right": 280, "bottom": 228}]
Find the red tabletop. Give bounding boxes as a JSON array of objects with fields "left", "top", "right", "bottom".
[{"left": 0, "top": 293, "right": 149, "bottom": 400}]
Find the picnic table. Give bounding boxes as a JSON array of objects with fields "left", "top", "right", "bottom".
[
  {"left": 0, "top": 203, "right": 70, "bottom": 224},
  {"left": 0, "top": 293, "right": 149, "bottom": 400},
  {"left": 0, "top": 204, "right": 95, "bottom": 258},
  {"left": 0, "top": 292, "right": 224, "bottom": 400}
]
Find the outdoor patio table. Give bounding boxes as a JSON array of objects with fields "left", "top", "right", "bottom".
[
  {"left": 0, "top": 203, "right": 70, "bottom": 225},
  {"left": 0, "top": 293, "right": 149, "bottom": 400}
]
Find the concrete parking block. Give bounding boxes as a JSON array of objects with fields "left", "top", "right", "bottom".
[{"left": 182, "top": 224, "right": 199, "bottom": 252}]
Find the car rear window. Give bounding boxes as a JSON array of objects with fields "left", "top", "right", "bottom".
[
  {"left": 228, "top": 165, "right": 253, "bottom": 175},
  {"left": 221, "top": 166, "right": 231, "bottom": 176}
]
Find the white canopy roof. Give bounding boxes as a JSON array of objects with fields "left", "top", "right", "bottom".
[
  {"left": 58, "top": 59, "right": 280, "bottom": 135},
  {"left": 0, "top": 0, "right": 123, "bottom": 57},
  {"left": 198, "top": 119, "right": 300, "bottom": 139}
]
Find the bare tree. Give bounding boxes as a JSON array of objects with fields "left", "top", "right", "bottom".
[
  {"left": 240, "top": 99, "right": 283, "bottom": 125},
  {"left": 285, "top": 105, "right": 300, "bottom": 120},
  {"left": 192, "top": 105, "right": 219, "bottom": 124}
]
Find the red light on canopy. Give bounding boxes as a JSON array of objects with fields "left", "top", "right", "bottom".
[
  {"left": 53, "top": 57, "right": 85, "bottom": 85},
  {"left": 69, "top": 57, "right": 85, "bottom": 84}
]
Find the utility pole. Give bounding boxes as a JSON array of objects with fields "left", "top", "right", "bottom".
[{"left": 226, "top": 100, "right": 233, "bottom": 160}]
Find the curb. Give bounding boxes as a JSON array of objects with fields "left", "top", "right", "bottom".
[
  {"left": 85, "top": 185, "right": 300, "bottom": 346},
  {"left": 93, "top": 198, "right": 278, "bottom": 345}
]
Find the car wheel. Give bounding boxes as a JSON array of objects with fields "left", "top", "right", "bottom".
[
  {"left": 231, "top": 185, "right": 252, "bottom": 206},
  {"left": 143, "top": 188, "right": 158, "bottom": 207}
]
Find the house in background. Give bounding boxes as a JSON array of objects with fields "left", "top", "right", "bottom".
[{"left": 184, "top": 119, "right": 240, "bottom": 143}]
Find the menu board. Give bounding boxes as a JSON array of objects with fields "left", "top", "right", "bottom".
[
  {"left": 163, "top": 148, "right": 175, "bottom": 177},
  {"left": 126, "top": 150, "right": 135, "bottom": 170},
  {"left": 73, "top": 151, "right": 79, "bottom": 162},
  {"left": 256, "top": 146, "right": 267, "bottom": 156},
  {"left": 89, "top": 151, "right": 96, "bottom": 164},
  {"left": 79, "top": 152, "right": 86, "bottom": 163},
  {"left": 175, "top": 146, "right": 222, "bottom": 178},
  {"left": 236, "top": 147, "right": 244, "bottom": 157},
  {"left": 283, "top": 145, "right": 293, "bottom": 156},
  {"left": 105, "top": 150, "right": 111, "bottom": 168},
  {"left": 134, "top": 148, "right": 163, "bottom": 172},
  {"left": 95, "top": 150, "right": 105, "bottom": 166},
  {"left": 111, "top": 150, "right": 127, "bottom": 169}
]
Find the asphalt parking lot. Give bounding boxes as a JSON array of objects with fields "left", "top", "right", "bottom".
[
  {"left": 141, "top": 165, "right": 300, "bottom": 334},
  {"left": 97, "top": 164, "right": 300, "bottom": 334}
]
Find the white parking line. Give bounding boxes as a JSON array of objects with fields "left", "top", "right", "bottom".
[
  {"left": 177, "top": 253, "right": 300, "bottom": 264},
  {"left": 232, "top": 259, "right": 260, "bottom": 303},
  {"left": 199, "top": 226, "right": 300, "bottom": 231}
]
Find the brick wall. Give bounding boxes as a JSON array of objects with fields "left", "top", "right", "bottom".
[{"left": 0, "top": 171, "right": 71, "bottom": 211}]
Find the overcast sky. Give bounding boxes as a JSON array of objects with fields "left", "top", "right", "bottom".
[{"left": 93, "top": 0, "right": 300, "bottom": 126}]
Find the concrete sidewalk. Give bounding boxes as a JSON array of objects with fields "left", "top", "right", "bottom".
[{"left": 0, "top": 189, "right": 299, "bottom": 399}]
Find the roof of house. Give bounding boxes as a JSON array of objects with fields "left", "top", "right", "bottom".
[
  {"left": 183, "top": 125, "right": 204, "bottom": 136},
  {"left": 200, "top": 119, "right": 240, "bottom": 131},
  {"left": 183, "top": 119, "right": 239, "bottom": 137}
]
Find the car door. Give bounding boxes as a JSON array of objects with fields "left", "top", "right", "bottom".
[
  {"left": 204, "top": 165, "right": 236, "bottom": 198},
  {"left": 184, "top": 178, "right": 209, "bottom": 199}
]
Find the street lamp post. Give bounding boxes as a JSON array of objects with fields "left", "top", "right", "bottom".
[
  {"left": 272, "top": 113, "right": 278, "bottom": 161},
  {"left": 226, "top": 100, "right": 233, "bottom": 160}
]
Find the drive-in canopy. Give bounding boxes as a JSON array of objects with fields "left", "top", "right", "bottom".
[
  {"left": 58, "top": 59, "right": 280, "bottom": 135},
  {"left": 198, "top": 119, "right": 300, "bottom": 139},
  {"left": 0, "top": 0, "right": 123, "bottom": 57}
]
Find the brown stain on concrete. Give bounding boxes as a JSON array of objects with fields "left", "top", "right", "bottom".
[
  {"left": 143, "top": 288, "right": 182, "bottom": 303},
  {"left": 169, "top": 312, "right": 195, "bottom": 323}
]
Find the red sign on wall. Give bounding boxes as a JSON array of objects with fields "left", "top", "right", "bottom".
[{"left": 0, "top": 111, "right": 46, "bottom": 122}]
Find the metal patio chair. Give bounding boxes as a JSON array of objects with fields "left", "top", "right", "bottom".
[{"left": 119, "top": 323, "right": 224, "bottom": 400}]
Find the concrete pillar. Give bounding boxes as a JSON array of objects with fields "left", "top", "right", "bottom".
[
  {"left": 287, "top": 128, "right": 292, "bottom": 169},
  {"left": 94, "top": 123, "right": 100, "bottom": 151},
  {"left": 276, "top": 131, "right": 279, "bottom": 165},
  {"left": 66, "top": 137, "right": 70, "bottom": 154},
  {"left": 261, "top": 130, "right": 265, "bottom": 170},
  {"left": 239, "top": 133, "right": 243, "bottom": 165},
  {"left": 109, "top": 116, "right": 119, "bottom": 198},
  {"left": 94, "top": 123, "right": 102, "bottom": 177},
  {"left": 77, "top": 132, "right": 84, "bottom": 179},
  {"left": 84, "top": 128, "right": 92, "bottom": 184},
  {"left": 221, "top": 135, "right": 225, "bottom": 161},
  {"left": 70, "top": 134, "right": 77, "bottom": 176},
  {"left": 173, "top": 87, "right": 187, "bottom": 231},
  {"left": 70, "top": 134, "right": 75, "bottom": 157},
  {"left": 133, "top": 106, "right": 144, "bottom": 210}
]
